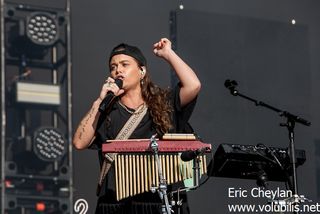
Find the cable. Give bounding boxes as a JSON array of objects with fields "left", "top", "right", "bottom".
[{"left": 256, "top": 143, "right": 292, "bottom": 190}]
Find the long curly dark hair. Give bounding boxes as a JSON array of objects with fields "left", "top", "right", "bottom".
[
  {"left": 108, "top": 41, "right": 173, "bottom": 134},
  {"left": 140, "top": 70, "right": 173, "bottom": 134}
]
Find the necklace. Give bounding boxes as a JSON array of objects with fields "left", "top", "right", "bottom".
[{"left": 118, "top": 101, "right": 146, "bottom": 114}]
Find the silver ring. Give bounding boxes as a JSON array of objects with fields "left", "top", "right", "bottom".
[{"left": 106, "top": 81, "right": 112, "bottom": 87}]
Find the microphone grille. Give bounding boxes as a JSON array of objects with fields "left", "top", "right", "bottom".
[{"left": 115, "top": 78, "right": 123, "bottom": 88}]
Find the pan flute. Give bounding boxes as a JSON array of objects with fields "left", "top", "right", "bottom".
[{"left": 102, "top": 139, "right": 212, "bottom": 201}]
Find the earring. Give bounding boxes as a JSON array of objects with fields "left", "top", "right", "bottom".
[{"left": 140, "top": 67, "right": 145, "bottom": 76}]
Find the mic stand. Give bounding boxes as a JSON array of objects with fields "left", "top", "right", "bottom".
[
  {"left": 149, "top": 135, "right": 172, "bottom": 214},
  {"left": 225, "top": 80, "right": 311, "bottom": 210}
]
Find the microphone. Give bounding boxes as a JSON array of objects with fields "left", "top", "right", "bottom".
[
  {"left": 180, "top": 147, "right": 208, "bottom": 162},
  {"left": 224, "top": 79, "right": 238, "bottom": 95},
  {"left": 99, "top": 79, "right": 123, "bottom": 113},
  {"left": 224, "top": 79, "right": 237, "bottom": 89}
]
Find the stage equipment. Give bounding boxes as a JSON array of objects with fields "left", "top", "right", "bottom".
[
  {"left": 8, "top": 127, "right": 68, "bottom": 176},
  {"left": 1, "top": 1, "right": 72, "bottom": 212},
  {"left": 25, "top": 12, "right": 59, "bottom": 46},
  {"left": 33, "top": 127, "right": 66, "bottom": 162},
  {"left": 5, "top": 194, "right": 69, "bottom": 213},
  {"left": 5, "top": 175, "right": 70, "bottom": 197},
  {"left": 150, "top": 135, "right": 172, "bottom": 214},
  {"left": 5, "top": 6, "right": 64, "bottom": 60},
  {"left": 14, "top": 81, "right": 61, "bottom": 106},
  {"left": 224, "top": 79, "right": 310, "bottom": 204},
  {"left": 208, "top": 143, "right": 306, "bottom": 183},
  {"left": 102, "top": 138, "right": 211, "bottom": 202}
]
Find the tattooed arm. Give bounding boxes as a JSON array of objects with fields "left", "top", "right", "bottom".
[
  {"left": 72, "top": 99, "right": 102, "bottom": 150},
  {"left": 72, "top": 77, "right": 124, "bottom": 150}
]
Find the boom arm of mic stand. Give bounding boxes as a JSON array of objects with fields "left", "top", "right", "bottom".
[{"left": 232, "top": 89, "right": 311, "bottom": 127}]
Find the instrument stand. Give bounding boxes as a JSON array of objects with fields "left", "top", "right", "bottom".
[
  {"left": 169, "top": 156, "right": 203, "bottom": 214},
  {"left": 149, "top": 135, "right": 172, "bottom": 214},
  {"left": 193, "top": 156, "right": 201, "bottom": 188},
  {"left": 224, "top": 80, "right": 311, "bottom": 213}
]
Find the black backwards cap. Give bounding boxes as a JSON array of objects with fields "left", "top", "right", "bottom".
[{"left": 109, "top": 43, "right": 147, "bottom": 67}]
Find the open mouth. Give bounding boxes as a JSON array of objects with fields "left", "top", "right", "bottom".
[{"left": 116, "top": 75, "right": 124, "bottom": 80}]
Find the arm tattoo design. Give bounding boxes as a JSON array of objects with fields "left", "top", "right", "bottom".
[{"left": 78, "top": 107, "right": 95, "bottom": 140}]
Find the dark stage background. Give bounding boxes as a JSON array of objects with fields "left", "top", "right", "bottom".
[
  {"left": 173, "top": 9, "right": 313, "bottom": 213},
  {"left": 4, "top": 0, "right": 319, "bottom": 213},
  {"left": 70, "top": 0, "right": 320, "bottom": 213}
]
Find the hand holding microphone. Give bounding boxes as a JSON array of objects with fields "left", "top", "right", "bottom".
[{"left": 99, "top": 77, "right": 124, "bottom": 113}]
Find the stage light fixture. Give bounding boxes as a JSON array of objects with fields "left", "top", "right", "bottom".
[
  {"left": 26, "top": 12, "right": 59, "bottom": 46},
  {"left": 14, "top": 81, "right": 61, "bottom": 106},
  {"left": 6, "top": 8, "right": 63, "bottom": 59},
  {"left": 33, "top": 127, "right": 66, "bottom": 162}
]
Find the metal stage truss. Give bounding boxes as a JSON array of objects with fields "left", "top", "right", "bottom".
[{"left": 0, "top": 0, "right": 73, "bottom": 213}]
